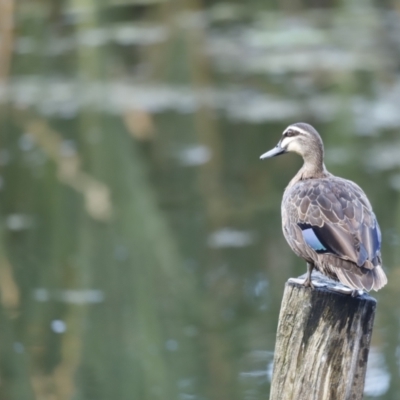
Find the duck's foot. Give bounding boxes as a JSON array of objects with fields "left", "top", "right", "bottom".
[
  {"left": 288, "top": 277, "right": 326, "bottom": 289},
  {"left": 289, "top": 270, "right": 366, "bottom": 296},
  {"left": 288, "top": 279, "right": 364, "bottom": 296},
  {"left": 303, "top": 276, "right": 315, "bottom": 289}
]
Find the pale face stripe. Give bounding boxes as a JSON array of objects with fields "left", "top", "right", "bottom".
[{"left": 283, "top": 125, "right": 310, "bottom": 136}]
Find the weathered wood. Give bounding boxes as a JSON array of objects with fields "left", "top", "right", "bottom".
[{"left": 269, "top": 272, "right": 377, "bottom": 400}]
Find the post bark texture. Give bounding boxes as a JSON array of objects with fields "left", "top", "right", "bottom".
[{"left": 269, "top": 274, "right": 377, "bottom": 400}]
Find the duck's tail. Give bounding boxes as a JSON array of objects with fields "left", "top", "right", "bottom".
[{"left": 335, "top": 264, "right": 387, "bottom": 292}]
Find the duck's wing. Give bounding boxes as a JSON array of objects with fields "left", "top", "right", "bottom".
[{"left": 288, "top": 178, "right": 386, "bottom": 290}]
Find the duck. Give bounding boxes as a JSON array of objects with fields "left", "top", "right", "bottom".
[{"left": 260, "top": 122, "right": 387, "bottom": 292}]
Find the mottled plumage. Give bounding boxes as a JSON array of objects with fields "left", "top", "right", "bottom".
[{"left": 260, "top": 122, "right": 387, "bottom": 292}]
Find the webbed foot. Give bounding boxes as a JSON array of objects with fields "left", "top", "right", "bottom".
[{"left": 303, "top": 276, "right": 315, "bottom": 289}]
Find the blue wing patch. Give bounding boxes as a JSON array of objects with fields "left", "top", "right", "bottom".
[
  {"left": 301, "top": 228, "right": 327, "bottom": 252},
  {"left": 372, "top": 222, "right": 382, "bottom": 256},
  {"left": 298, "top": 223, "right": 330, "bottom": 254}
]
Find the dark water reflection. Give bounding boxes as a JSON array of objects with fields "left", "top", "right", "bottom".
[{"left": 1, "top": 1, "right": 400, "bottom": 399}]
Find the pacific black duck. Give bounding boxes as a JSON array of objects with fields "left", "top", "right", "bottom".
[{"left": 260, "top": 122, "right": 387, "bottom": 292}]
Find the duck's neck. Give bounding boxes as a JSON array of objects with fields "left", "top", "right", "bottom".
[
  {"left": 288, "top": 156, "right": 330, "bottom": 188},
  {"left": 301, "top": 152, "right": 327, "bottom": 177}
]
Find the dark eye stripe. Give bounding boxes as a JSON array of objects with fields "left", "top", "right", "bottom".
[{"left": 284, "top": 129, "right": 299, "bottom": 137}]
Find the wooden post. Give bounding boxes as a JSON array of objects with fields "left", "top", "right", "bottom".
[{"left": 269, "top": 272, "right": 377, "bottom": 400}]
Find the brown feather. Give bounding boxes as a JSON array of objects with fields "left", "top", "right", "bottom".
[{"left": 282, "top": 168, "right": 386, "bottom": 291}]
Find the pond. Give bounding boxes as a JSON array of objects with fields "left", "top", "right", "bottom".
[{"left": 0, "top": 0, "right": 399, "bottom": 399}]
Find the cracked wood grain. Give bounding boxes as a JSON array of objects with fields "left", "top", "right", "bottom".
[{"left": 269, "top": 273, "right": 376, "bottom": 400}]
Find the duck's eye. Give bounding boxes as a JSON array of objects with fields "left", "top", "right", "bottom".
[{"left": 285, "top": 129, "right": 297, "bottom": 137}]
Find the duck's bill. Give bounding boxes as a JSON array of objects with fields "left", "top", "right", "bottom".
[{"left": 260, "top": 145, "right": 286, "bottom": 160}]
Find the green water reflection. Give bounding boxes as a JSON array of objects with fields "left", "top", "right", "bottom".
[{"left": 1, "top": 0, "right": 400, "bottom": 399}]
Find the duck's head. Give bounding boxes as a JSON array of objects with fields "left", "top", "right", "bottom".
[{"left": 260, "top": 122, "right": 324, "bottom": 161}]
